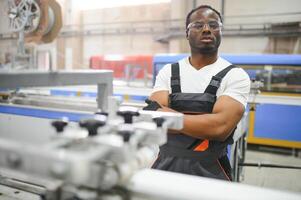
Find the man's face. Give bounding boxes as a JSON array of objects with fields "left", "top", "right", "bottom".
[{"left": 186, "top": 8, "right": 222, "bottom": 54}]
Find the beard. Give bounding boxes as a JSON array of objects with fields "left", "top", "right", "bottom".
[
  {"left": 189, "top": 36, "right": 221, "bottom": 54},
  {"left": 198, "top": 45, "right": 218, "bottom": 54}
]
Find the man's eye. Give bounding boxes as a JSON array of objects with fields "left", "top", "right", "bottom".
[
  {"left": 209, "top": 22, "right": 219, "bottom": 28},
  {"left": 193, "top": 24, "right": 204, "bottom": 29}
]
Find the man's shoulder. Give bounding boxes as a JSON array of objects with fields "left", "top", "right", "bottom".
[
  {"left": 168, "top": 57, "right": 189, "bottom": 68},
  {"left": 217, "top": 57, "right": 232, "bottom": 68},
  {"left": 214, "top": 57, "right": 250, "bottom": 86},
  {"left": 159, "top": 63, "right": 172, "bottom": 74},
  {"left": 217, "top": 57, "right": 248, "bottom": 76},
  {"left": 178, "top": 56, "right": 190, "bottom": 65},
  {"left": 159, "top": 57, "right": 189, "bottom": 73}
]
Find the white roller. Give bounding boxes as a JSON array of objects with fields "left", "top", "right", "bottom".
[{"left": 128, "top": 169, "right": 301, "bottom": 200}]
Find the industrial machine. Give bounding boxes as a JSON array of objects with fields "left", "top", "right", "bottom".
[
  {"left": 0, "top": 70, "right": 300, "bottom": 200},
  {"left": 0, "top": 0, "right": 62, "bottom": 69},
  {"left": 0, "top": 94, "right": 300, "bottom": 200},
  {"left": 0, "top": 103, "right": 184, "bottom": 199}
]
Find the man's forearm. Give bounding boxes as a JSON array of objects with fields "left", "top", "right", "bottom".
[
  {"left": 181, "top": 113, "right": 229, "bottom": 141},
  {"left": 158, "top": 106, "right": 177, "bottom": 113}
]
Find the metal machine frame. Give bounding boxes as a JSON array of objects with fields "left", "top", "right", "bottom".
[{"left": 0, "top": 70, "right": 113, "bottom": 111}]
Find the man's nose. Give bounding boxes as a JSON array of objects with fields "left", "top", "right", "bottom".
[
  {"left": 202, "top": 23, "right": 211, "bottom": 33},
  {"left": 203, "top": 23, "right": 211, "bottom": 31}
]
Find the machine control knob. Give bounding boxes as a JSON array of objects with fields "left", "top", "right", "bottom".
[
  {"left": 153, "top": 117, "right": 165, "bottom": 127},
  {"left": 79, "top": 118, "right": 106, "bottom": 136},
  {"left": 118, "top": 130, "right": 133, "bottom": 142},
  {"left": 117, "top": 107, "right": 140, "bottom": 124},
  {"left": 51, "top": 118, "right": 68, "bottom": 133}
]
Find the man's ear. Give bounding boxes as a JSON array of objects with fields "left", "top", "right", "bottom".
[{"left": 186, "top": 29, "right": 189, "bottom": 39}]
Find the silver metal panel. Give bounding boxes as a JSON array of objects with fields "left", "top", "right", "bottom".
[
  {"left": 11, "top": 95, "right": 97, "bottom": 112},
  {"left": 0, "top": 70, "right": 113, "bottom": 111},
  {"left": 0, "top": 112, "right": 80, "bottom": 144},
  {"left": 0, "top": 70, "right": 112, "bottom": 88},
  {"left": 0, "top": 184, "right": 41, "bottom": 200},
  {"left": 0, "top": 167, "right": 63, "bottom": 200}
]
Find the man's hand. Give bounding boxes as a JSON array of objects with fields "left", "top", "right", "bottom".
[
  {"left": 143, "top": 99, "right": 162, "bottom": 111},
  {"left": 150, "top": 91, "right": 180, "bottom": 134},
  {"left": 150, "top": 90, "right": 169, "bottom": 107}
]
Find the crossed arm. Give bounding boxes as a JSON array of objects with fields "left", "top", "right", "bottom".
[{"left": 150, "top": 90, "right": 245, "bottom": 142}]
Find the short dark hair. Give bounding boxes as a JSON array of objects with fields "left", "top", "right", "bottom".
[{"left": 185, "top": 5, "right": 223, "bottom": 28}]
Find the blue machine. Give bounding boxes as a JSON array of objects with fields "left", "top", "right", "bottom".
[{"left": 153, "top": 54, "right": 301, "bottom": 81}]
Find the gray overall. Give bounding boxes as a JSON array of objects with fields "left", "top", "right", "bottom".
[{"left": 152, "top": 62, "right": 237, "bottom": 181}]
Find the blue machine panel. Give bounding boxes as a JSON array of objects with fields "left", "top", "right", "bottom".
[
  {"left": 50, "top": 89, "right": 148, "bottom": 102},
  {"left": 51, "top": 90, "right": 97, "bottom": 98},
  {"left": 221, "top": 54, "right": 301, "bottom": 66},
  {"left": 153, "top": 54, "right": 301, "bottom": 68},
  {"left": 0, "top": 105, "right": 92, "bottom": 122},
  {"left": 152, "top": 54, "right": 301, "bottom": 83},
  {"left": 254, "top": 104, "right": 301, "bottom": 142}
]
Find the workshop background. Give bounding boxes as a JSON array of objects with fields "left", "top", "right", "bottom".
[{"left": 0, "top": 0, "right": 301, "bottom": 197}]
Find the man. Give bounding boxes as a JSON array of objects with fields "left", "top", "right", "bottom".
[{"left": 147, "top": 5, "right": 250, "bottom": 181}]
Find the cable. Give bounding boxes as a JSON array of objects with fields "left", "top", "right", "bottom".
[{"left": 239, "top": 162, "right": 301, "bottom": 169}]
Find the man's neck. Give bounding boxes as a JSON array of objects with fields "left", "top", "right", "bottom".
[{"left": 189, "top": 52, "right": 218, "bottom": 70}]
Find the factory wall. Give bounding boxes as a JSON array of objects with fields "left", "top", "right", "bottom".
[
  {"left": 224, "top": 0, "right": 301, "bottom": 24},
  {"left": 1, "top": 0, "right": 300, "bottom": 70},
  {"left": 220, "top": 0, "right": 301, "bottom": 54},
  {"left": 82, "top": 3, "right": 170, "bottom": 67},
  {"left": 170, "top": 0, "right": 301, "bottom": 54},
  {"left": 220, "top": 37, "right": 301, "bottom": 54}
]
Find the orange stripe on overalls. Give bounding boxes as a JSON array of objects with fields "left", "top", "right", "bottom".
[{"left": 193, "top": 139, "right": 209, "bottom": 151}]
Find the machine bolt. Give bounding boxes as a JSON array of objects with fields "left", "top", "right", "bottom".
[
  {"left": 153, "top": 117, "right": 165, "bottom": 127},
  {"left": 51, "top": 117, "right": 68, "bottom": 133},
  {"left": 118, "top": 130, "right": 132, "bottom": 142},
  {"left": 79, "top": 116, "right": 106, "bottom": 136},
  {"left": 117, "top": 107, "right": 139, "bottom": 124}
]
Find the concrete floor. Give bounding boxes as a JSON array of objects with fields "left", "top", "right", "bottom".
[{"left": 241, "top": 146, "right": 301, "bottom": 193}]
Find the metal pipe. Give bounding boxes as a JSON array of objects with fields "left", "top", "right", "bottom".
[
  {"left": 239, "top": 162, "right": 301, "bottom": 169},
  {"left": 127, "top": 169, "right": 301, "bottom": 200},
  {"left": 221, "top": 0, "right": 225, "bottom": 22}
]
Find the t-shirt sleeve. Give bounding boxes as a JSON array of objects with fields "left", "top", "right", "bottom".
[
  {"left": 152, "top": 64, "right": 171, "bottom": 93},
  {"left": 221, "top": 68, "right": 251, "bottom": 108}
]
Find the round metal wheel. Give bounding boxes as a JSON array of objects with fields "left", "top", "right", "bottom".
[{"left": 8, "top": 0, "right": 40, "bottom": 33}]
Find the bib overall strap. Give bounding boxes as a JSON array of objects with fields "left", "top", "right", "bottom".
[
  {"left": 204, "top": 65, "right": 237, "bottom": 95},
  {"left": 170, "top": 63, "right": 181, "bottom": 93}
]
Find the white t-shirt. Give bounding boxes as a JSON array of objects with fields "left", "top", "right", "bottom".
[{"left": 152, "top": 56, "right": 251, "bottom": 108}]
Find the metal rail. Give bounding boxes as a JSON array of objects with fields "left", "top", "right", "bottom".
[{"left": 0, "top": 70, "right": 113, "bottom": 111}]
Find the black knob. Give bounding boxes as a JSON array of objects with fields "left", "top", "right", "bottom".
[
  {"left": 79, "top": 118, "right": 106, "bottom": 136},
  {"left": 153, "top": 117, "right": 165, "bottom": 127},
  {"left": 118, "top": 130, "right": 132, "bottom": 142},
  {"left": 117, "top": 109, "right": 139, "bottom": 124},
  {"left": 52, "top": 118, "right": 68, "bottom": 133}
]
